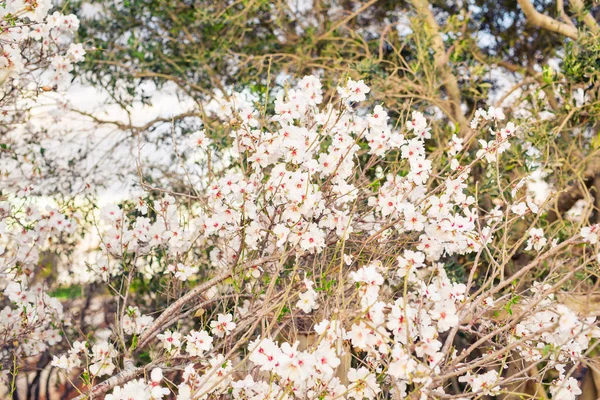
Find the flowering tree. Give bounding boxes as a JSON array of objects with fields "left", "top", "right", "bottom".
[
  {"left": 66, "top": 0, "right": 600, "bottom": 228},
  {"left": 1, "top": 0, "right": 85, "bottom": 194},
  {"left": 4, "top": 75, "right": 590, "bottom": 399},
  {"left": 2, "top": 1, "right": 600, "bottom": 400},
  {"left": 0, "top": 0, "right": 85, "bottom": 395}
]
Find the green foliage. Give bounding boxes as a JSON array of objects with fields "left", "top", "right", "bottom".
[
  {"left": 564, "top": 38, "right": 600, "bottom": 85},
  {"left": 50, "top": 285, "right": 84, "bottom": 300},
  {"left": 504, "top": 294, "right": 521, "bottom": 316}
]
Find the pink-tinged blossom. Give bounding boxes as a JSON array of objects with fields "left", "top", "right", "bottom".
[{"left": 210, "top": 313, "right": 236, "bottom": 337}]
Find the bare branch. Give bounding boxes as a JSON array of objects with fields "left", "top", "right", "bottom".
[{"left": 517, "top": 0, "right": 578, "bottom": 39}]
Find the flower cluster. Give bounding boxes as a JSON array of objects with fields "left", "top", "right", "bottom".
[
  {"left": 0, "top": 200, "right": 77, "bottom": 360},
  {"left": 27, "top": 75, "right": 600, "bottom": 400},
  {"left": 50, "top": 341, "right": 86, "bottom": 372},
  {"left": 296, "top": 279, "right": 319, "bottom": 313},
  {"left": 96, "top": 197, "right": 197, "bottom": 280},
  {"left": 512, "top": 283, "right": 598, "bottom": 367},
  {"left": 52, "top": 340, "right": 118, "bottom": 377},
  {"left": 157, "top": 325, "right": 218, "bottom": 356},
  {"left": 122, "top": 306, "right": 154, "bottom": 335},
  {"left": 1, "top": 1, "right": 83, "bottom": 87},
  {"left": 105, "top": 368, "right": 169, "bottom": 400}
]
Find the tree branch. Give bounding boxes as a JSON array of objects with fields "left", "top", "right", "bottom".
[
  {"left": 570, "top": 0, "right": 600, "bottom": 35},
  {"left": 137, "top": 256, "right": 280, "bottom": 349},
  {"left": 409, "top": 0, "right": 472, "bottom": 139},
  {"left": 71, "top": 361, "right": 159, "bottom": 400},
  {"left": 517, "top": 0, "right": 578, "bottom": 39},
  {"left": 136, "top": 270, "right": 233, "bottom": 349}
]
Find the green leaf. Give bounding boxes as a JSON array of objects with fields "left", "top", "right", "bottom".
[{"left": 130, "top": 335, "right": 138, "bottom": 351}]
